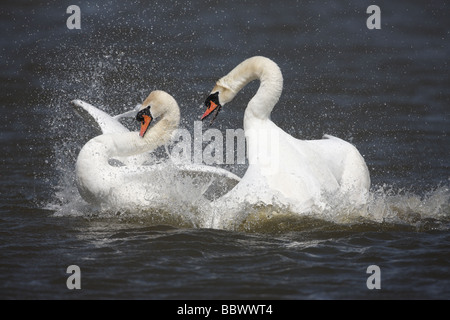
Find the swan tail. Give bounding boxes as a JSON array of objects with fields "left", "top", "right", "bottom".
[
  {"left": 322, "top": 134, "right": 340, "bottom": 140},
  {"left": 322, "top": 134, "right": 370, "bottom": 205},
  {"left": 339, "top": 144, "right": 371, "bottom": 206}
]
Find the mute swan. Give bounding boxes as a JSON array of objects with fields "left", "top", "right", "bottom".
[
  {"left": 73, "top": 90, "right": 240, "bottom": 210},
  {"left": 201, "top": 56, "right": 370, "bottom": 225}
]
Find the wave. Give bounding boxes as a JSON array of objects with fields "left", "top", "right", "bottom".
[
  {"left": 47, "top": 175, "right": 450, "bottom": 233},
  {"left": 235, "top": 184, "right": 450, "bottom": 233}
]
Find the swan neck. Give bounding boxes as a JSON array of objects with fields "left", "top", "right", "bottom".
[
  {"left": 217, "top": 56, "right": 283, "bottom": 120},
  {"left": 143, "top": 117, "right": 178, "bottom": 151},
  {"left": 118, "top": 115, "right": 178, "bottom": 157}
]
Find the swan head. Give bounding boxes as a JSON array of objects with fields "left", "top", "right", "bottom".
[
  {"left": 136, "top": 90, "right": 179, "bottom": 137},
  {"left": 200, "top": 91, "right": 222, "bottom": 124},
  {"left": 201, "top": 83, "right": 236, "bottom": 125},
  {"left": 136, "top": 105, "right": 153, "bottom": 137}
]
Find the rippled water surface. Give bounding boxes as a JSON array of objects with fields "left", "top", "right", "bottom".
[{"left": 1, "top": 0, "right": 449, "bottom": 300}]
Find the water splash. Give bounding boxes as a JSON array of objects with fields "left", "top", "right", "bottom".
[
  {"left": 42, "top": 46, "right": 449, "bottom": 234},
  {"left": 47, "top": 166, "right": 450, "bottom": 233},
  {"left": 233, "top": 184, "right": 450, "bottom": 233}
]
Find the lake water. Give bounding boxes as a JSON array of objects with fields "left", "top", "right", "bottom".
[{"left": 1, "top": 0, "right": 449, "bottom": 301}]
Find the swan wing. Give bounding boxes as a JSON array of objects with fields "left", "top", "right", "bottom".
[
  {"left": 111, "top": 162, "right": 241, "bottom": 202},
  {"left": 71, "top": 99, "right": 151, "bottom": 166},
  {"left": 71, "top": 99, "right": 130, "bottom": 135},
  {"left": 242, "top": 121, "right": 370, "bottom": 209},
  {"left": 307, "top": 134, "right": 370, "bottom": 190},
  {"left": 174, "top": 163, "right": 241, "bottom": 200}
]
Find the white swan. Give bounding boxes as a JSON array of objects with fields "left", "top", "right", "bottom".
[
  {"left": 201, "top": 56, "right": 370, "bottom": 226},
  {"left": 73, "top": 90, "right": 240, "bottom": 211}
]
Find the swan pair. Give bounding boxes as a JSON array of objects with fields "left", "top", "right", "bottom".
[{"left": 74, "top": 56, "right": 370, "bottom": 226}]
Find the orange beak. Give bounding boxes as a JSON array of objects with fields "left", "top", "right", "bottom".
[
  {"left": 201, "top": 92, "right": 222, "bottom": 125},
  {"left": 139, "top": 114, "right": 153, "bottom": 137},
  {"left": 201, "top": 101, "right": 219, "bottom": 120}
]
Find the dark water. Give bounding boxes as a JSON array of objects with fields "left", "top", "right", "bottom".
[{"left": 1, "top": 0, "right": 449, "bottom": 300}]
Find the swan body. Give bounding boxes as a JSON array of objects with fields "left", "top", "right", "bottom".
[
  {"left": 201, "top": 56, "right": 370, "bottom": 227},
  {"left": 73, "top": 90, "right": 240, "bottom": 210}
]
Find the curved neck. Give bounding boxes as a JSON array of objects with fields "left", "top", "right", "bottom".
[
  {"left": 78, "top": 108, "right": 179, "bottom": 169},
  {"left": 215, "top": 56, "right": 283, "bottom": 121},
  {"left": 112, "top": 113, "right": 179, "bottom": 158}
]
